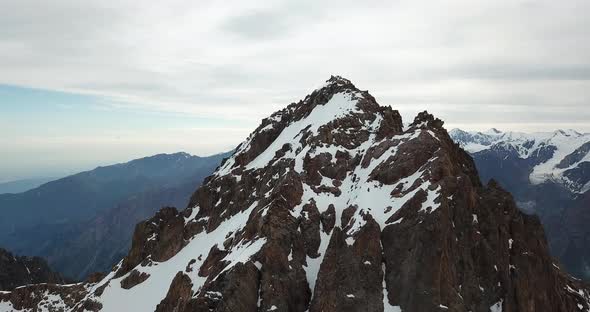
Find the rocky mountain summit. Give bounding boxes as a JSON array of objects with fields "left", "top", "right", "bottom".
[
  {"left": 0, "top": 248, "right": 64, "bottom": 291},
  {"left": 2, "top": 76, "right": 589, "bottom": 311}
]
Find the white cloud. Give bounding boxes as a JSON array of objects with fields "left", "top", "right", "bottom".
[
  {"left": 2, "top": 0, "right": 589, "bottom": 127},
  {"left": 1, "top": 0, "right": 590, "bottom": 180}
]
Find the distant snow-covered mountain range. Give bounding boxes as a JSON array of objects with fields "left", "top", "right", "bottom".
[
  {"left": 450, "top": 128, "right": 590, "bottom": 280},
  {"left": 451, "top": 128, "right": 590, "bottom": 194}
]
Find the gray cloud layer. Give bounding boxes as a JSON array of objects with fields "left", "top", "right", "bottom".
[{"left": 1, "top": 0, "right": 589, "bottom": 130}]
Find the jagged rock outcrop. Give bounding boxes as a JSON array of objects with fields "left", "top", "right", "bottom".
[
  {"left": 1, "top": 76, "right": 588, "bottom": 312},
  {"left": 0, "top": 248, "right": 64, "bottom": 291},
  {"left": 0, "top": 283, "right": 91, "bottom": 312},
  {"left": 115, "top": 207, "right": 186, "bottom": 279},
  {"left": 155, "top": 272, "right": 193, "bottom": 312}
]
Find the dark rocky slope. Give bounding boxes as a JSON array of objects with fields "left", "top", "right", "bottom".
[
  {"left": 1, "top": 76, "right": 588, "bottom": 311},
  {"left": 0, "top": 248, "right": 64, "bottom": 291}
]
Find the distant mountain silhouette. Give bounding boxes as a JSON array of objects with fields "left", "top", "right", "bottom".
[
  {"left": 0, "top": 152, "right": 229, "bottom": 280},
  {"left": 0, "top": 177, "right": 58, "bottom": 194}
]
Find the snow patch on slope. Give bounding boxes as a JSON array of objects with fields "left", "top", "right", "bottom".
[
  {"left": 292, "top": 126, "right": 440, "bottom": 297},
  {"left": 246, "top": 92, "right": 363, "bottom": 171},
  {"left": 95, "top": 201, "right": 263, "bottom": 312},
  {"left": 0, "top": 301, "right": 22, "bottom": 312},
  {"left": 490, "top": 298, "right": 503, "bottom": 312}
]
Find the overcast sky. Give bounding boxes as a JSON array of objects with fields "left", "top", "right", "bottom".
[{"left": 1, "top": 0, "right": 589, "bottom": 181}]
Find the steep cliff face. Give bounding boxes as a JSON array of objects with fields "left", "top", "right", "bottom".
[
  {"left": 2, "top": 76, "right": 589, "bottom": 312},
  {"left": 0, "top": 248, "right": 64, "bottom": 291}
]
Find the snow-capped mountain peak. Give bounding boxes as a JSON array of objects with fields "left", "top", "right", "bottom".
[
  {"left": 2, "top": 77, "right": 589, "bottom": 312},
  {"left": 484, "top": 128, "right": 502, "bottom": 135}
]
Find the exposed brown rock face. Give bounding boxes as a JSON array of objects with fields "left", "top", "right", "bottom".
[
  {"left": 0, "top": 282, "right": 90, "bottom": 311},
  {"left": 0, "top": 248, "right": 65, "bottom": 291},
  {"left": 310, "top": 219, "right": 383, "bottom": 312},
  {"left": 155, "top": 272, "right": 193, "bottom": 312},
  {"left": 119, "top": 269, "right": 150, "bottom": 289},
  {"left": 115, "top": 206, "right": 186, "bottom": 278},
  {"left": 3, "top": 76, "right": 589, "bottom": 311}
]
